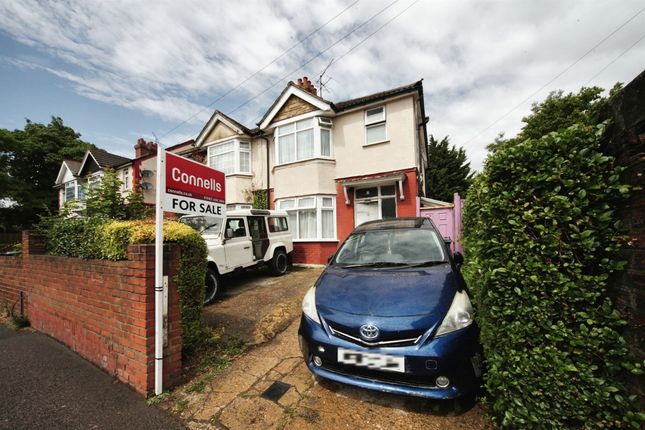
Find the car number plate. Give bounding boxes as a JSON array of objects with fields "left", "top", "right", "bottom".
[{"left": 337, "top": 348, "right": 405, "bottom": 373}]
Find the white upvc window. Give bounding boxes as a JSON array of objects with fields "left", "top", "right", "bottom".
[
  {"left": 64, "top": 181, "right": 76, "bottom": 202},
  {"left": 275, "top": 117, "right": 333, "bottom": 165},
  {"left": 208, "top": 139, "right": 251, "bottom": 175},
  {"left": 277, "top": 195, "right": 336, "bottom": 241},
  {"left": 365, "top": 105, "right": 386, "bottom": 145},
  {"left": 122, "top": 168, "right": 130, "bottom": 191}
]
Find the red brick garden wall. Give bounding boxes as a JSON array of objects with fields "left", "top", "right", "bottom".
[
  {"left": 292, "top": 241, "right": 339, "bottom": 265},
  {"left": 0, "top": 231, "right": 182, "bottom": 396}
]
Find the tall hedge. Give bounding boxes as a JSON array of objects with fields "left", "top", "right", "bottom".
[{"left": 462, "top": 123, "right": 643, "bottom": 429}]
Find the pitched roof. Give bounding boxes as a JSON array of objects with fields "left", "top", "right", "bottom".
[
  {"left": 64, "top": 159, "right": 82, "bottom": 176},
  {"left": 257, "top": 82, "right": 332, "bottom": 128},
  {"left": 333, "top": 80, "right": 423, "bottom": 112},
  {"left": 89, "top": 149, "right": 131, "bottom": 168}
]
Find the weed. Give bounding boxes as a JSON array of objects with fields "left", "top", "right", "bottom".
[
  {"left": 173, "top": 399, "right": 189, "bottom": 414},
  {"left": 11, "top": 315, "right": 30, "bottom": 329},
  {"left": 185, "top": 380, "right": 205, "bottom": 394},
  {"left": 147, "top": 391, "right": 171, "bottom": 406}
]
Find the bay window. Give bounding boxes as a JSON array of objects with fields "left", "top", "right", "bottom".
[
  {"left": 365, "top": 106, "right": 386, "bottom": 145},
  {"left": 277, "top": 195, "right": 336, "bottom": 240},
  {"left": 64, "top": 181, "right": 75, "bottom": 202},
  {"left": 208, "top": 139, "right": 251, "bottom": 175},
  {"left": 276, "top": 117, "right": 332, "bottom": 164}
]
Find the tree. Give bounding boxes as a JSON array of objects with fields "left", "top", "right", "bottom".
[
  {"left": 487, "top": 84, "right": 623, "bottom": 154},
  {"left": 425, "top": 135, "right": 475, "bottom": 202},
  {"left": 0, "top": 117, "right": 95, "bottom": 231}
]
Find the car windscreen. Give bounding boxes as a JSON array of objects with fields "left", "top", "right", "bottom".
[
  {"left": 334, "top": 228, "right": 446, "bottom": 266},
  {"left": 179, "top": 216, "right": 222, "bottom": 235}
]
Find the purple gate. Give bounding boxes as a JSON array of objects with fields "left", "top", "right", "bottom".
[{"left": 417, "top": 193, "right": 463, "bottom": 254}]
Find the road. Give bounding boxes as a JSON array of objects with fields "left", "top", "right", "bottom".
[{"left": 0, "top": 324, "right": 184, "bottom": 430}]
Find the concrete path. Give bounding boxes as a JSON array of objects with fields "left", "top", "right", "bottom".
[{"left": 0, "top": 324, "right": 184, "bottom": 430}]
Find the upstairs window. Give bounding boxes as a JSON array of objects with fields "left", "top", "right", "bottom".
[
  {"left": 276, "top": 117, "right": 333, "bottom": 165},
  {"left": 365, "top": 106, "right": 386, "bottom": 145},
  {"left": 208, "top": 140, "right": 252, "bottom": 175},
  {"left": 122, "top": 169, "right": 130, "bottom": 191}
]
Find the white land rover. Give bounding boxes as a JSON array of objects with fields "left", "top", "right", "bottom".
[{"left": 180, "top": 209, "right": 293, "bottom": 304}]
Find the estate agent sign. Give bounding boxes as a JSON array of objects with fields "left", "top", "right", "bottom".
[
  {"left": 163, "top": 151, "right": 226, "bottom": 217},
  {"left": 154, "top": 147, "right": 226, "bottom": 395}
]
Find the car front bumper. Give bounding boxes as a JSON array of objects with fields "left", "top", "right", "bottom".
[{"left": 298, "top": 315, "right": 482, "bottom": 399}]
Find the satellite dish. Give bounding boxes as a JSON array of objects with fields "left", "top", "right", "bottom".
[
  {"left": 141, "top": 169, "right": 154, "bottom": 178},
  {"left": 140, "top": 182, "right": 153, "bottom": 190}
]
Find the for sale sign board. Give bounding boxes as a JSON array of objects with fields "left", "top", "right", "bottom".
[{"left": 163, "top": 152, "right": 226, "bottom": 217}]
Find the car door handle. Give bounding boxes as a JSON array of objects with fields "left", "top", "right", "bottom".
[{"left": 243, "top": 246, "right": 250, "bottom": 249}]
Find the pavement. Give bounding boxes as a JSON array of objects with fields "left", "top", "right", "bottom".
[
  {"left": 170, "top": 267, "right": 492, "bottom": 430},
  {"left": 0, "top": 324, "right": 185, "bottom": 430}
]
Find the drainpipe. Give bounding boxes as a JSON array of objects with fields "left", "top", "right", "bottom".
[{"left": 259, "top": 135, "right": 271, "bottom": 209}]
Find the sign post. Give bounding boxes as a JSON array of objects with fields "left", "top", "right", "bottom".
[{"left": 154, "top": 148, "right": 225, "bottom": 395}]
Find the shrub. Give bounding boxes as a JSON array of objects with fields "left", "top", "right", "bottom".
[
  {"left": 37, "top": 215, "right": 105, "bottom": 259},
  {"left": 462, "top": 123, "right": 643, "bottom": 428}
]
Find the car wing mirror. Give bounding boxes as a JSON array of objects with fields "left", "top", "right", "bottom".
[
  {"left": 453, "top": 251, "right": 464, "bottom": 269},
  {"left": 327, "top": 254, "right": 334, "bottom": 265},
  {"left": 225, "top": 228, "right": 234, "bottom": 239}
]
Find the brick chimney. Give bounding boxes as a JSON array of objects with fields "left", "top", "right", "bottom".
[
  {"left": 134, "top": 138, "right": 158, "bottom": 158},
  {"left": 296, "top": 76, "right": 317, "bottom": 95}
]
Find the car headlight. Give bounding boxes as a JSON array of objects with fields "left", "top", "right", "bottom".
[
  {"left": 302, "top": 286, "right": 321, "bottom": 325},
  {"left": 435, "top": 290, "right": 473, "bottom": 337}
]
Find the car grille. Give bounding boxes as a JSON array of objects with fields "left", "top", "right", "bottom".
[
  {"left": 328, "top": 325, "right": 421, "bottom": 347},
  {"left": 321, "top": 361, "right": 437, "bottom": 388}
]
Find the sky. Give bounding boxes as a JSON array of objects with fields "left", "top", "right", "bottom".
[{"left": 0, "top": 0, "right": 643, "bottom": 171}]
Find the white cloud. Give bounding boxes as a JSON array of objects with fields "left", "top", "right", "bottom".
[{"left": 1, "top": 0, "right": 644, "bottom": 169}]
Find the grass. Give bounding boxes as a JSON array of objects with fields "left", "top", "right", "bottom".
[{"left": 147, "top": 391, "right": 171, "bottom": 406}]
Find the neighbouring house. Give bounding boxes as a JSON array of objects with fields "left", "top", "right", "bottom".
[
  {"left": 192, "top": 77, "right": 428, "bottom": 264},
  {"left": 55, "top": 149, "right": 132, "bottom": 209}
]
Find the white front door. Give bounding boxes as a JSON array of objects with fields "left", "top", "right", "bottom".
[
  {"left": 355, "top": 200, "right": 379, "bottom": 227},
  {"left": 223, "top": 217, "right": 253, "bottom": 269}
]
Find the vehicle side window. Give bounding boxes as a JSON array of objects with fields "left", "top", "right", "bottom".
[
  {"left": 226, "top": 218, "right": 247, "bottom": 238},
  {"left": 267, "top": 217, "right": 288, "bottom": 233}
]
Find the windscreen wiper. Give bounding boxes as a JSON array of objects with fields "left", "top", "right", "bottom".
[
  {"left": 340, "top": 262, "right": 410, "bottom": 269},
  {"left": 391, "top": 261, "right": 448, "bottom": 269}
]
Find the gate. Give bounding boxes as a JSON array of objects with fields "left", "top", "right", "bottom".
[{"left": 418, "top": 193, "right": 463, "bottom": 253}]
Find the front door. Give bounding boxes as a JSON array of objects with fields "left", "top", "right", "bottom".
[
  {"left": 224, "top": 217, "right": 253, "bottom": 269},
  {"left": 247, "top": 216, "right": 270, "bottom": 260}
]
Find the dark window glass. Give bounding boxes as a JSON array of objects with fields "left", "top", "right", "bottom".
[
  {"left": 381, "top": 185, "right": 396, "bottom": 196},
  {"left": 381, "top": 197, "right": 396, "bottom": 218},
  {"left": 356, "top": 187, "right": 378, "bottom": 199}
]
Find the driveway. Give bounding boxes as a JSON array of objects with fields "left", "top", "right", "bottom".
[
  {"left": 0, "top": 324, "right": 184, "bottom": 430},
  {"left": 171, "top": 267, "right": 491, "bottom": 429}
]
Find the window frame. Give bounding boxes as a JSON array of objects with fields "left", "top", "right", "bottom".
[
  {"left": 274, "top": 116, "right": 333, "bottom": 166},
  {"left": 277, "top": 195, "right": 337, "bottom": 242},
  {"left": 207, "top": 139, "right": 252, "bottom": 176},
  {"left": 364, "top": 105, "right": 387, "bottom": 146},
  {"left": 64, "top": 181, "right": 76, "bottom": 202},
  {"left": 354, "top": 184, "right": 397, "bottom": 227},
  {"left": 122, "top": 168, "right": 130, "bottom": 191}
]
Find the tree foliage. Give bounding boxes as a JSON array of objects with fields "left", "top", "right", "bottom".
[
  {"left": 463, "top": 86, "right": 643, "bottom": 428},
  {"left": 425, "top": 135, "right": 474, "bottom": 202},
  {"left": 0, "top": 117, "right": 95, "bottom": 231}
]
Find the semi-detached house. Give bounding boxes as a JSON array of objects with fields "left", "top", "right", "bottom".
[
  {"left": 193, "top": 77, "right": 428, "bottom": 264},
  {"left": 54, "top": 77, "right": 429, "bottom": 265}
]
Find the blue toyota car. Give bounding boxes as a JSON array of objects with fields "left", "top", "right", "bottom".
[{"left": 298, "top": 217, "right": 483, "bottom": 399}]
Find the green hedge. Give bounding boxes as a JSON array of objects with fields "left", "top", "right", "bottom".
[
  {"left": 462, "top": 123, "right": 643, "bottom": 429},
  {"left": 39, "top": 218, "right": 208, "bottom": 353}
]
